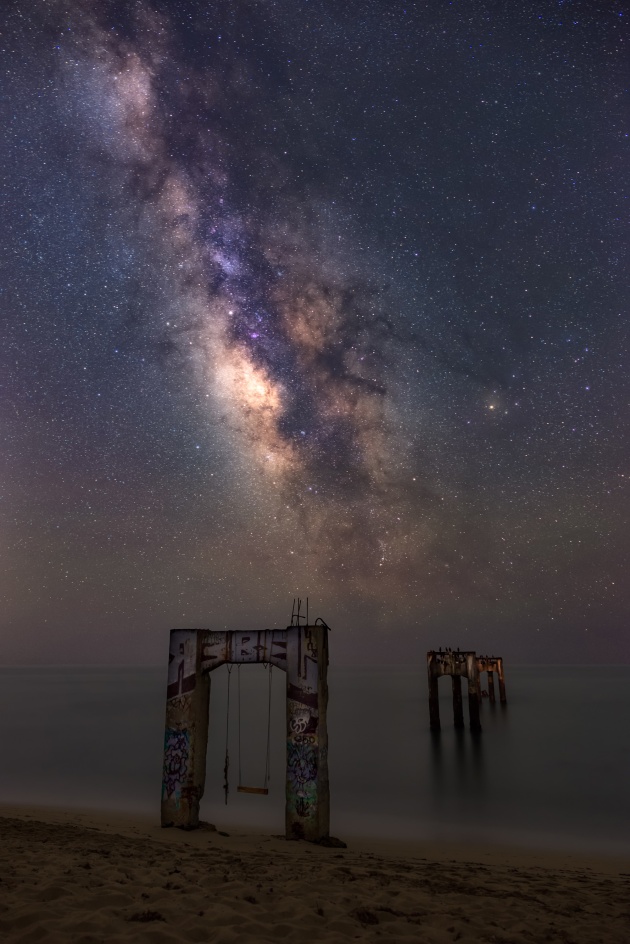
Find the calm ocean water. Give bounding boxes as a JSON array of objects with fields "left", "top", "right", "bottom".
[{"left": 1, "top": 665, "right": 628, "bottom": 856}]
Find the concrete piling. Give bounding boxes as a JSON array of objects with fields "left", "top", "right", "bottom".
[
  {"left": 465, "top": 651, "right": 482, "bottom": 732},
  {"left": 487, "top": 670, "right": 495, "bottom": 703},
  {"left": 452, "top": 675, "right": 464, "bottom": 729},
  {"left": 428, "top": 657, "right": 441, "bottom": 732},
  {"left": 477, "top": 655, "right": 507, "bottom": 706},
  {"left": 497, "top": 658, "right": 507, "bottom": 704},
  {"left": 427, "top": 649, "right": 481, "bottom": 732},
  {"left": 161, "top": 630, "right": 209, "bottom": 829},
  {"left": 427, "top": 650, "right": 507, "bottom": 732}
]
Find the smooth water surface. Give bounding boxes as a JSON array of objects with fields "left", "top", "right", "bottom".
[{"left": 0, "top": 665, "right": 628, "bottom": 855}]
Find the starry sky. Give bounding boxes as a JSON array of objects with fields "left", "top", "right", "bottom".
[{"left": 1, "top": 0, "right": 628, "bottom": 665}]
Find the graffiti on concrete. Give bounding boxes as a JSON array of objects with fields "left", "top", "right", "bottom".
[
  {"left": 289, "top": 706, "right": 311, "bottom": 735},
  {"left": 167, "top": 634, "right": 197, "bottom": 700},
  {"left": 288, "top": 735, "right": 318, "bottom": 818},
  {"left": 166, "top": 694, "right": 192, "bottom": 713},
  {"left": 288, "top": 735, "right": 317, "bottom": 784},
  {"left": 161, "top": 624, "right": 329, "bottom": 840},
  {"left": 199, "top": 629, "right": 289, "bottom": 672},
  {"left": 162, "top": 728, "right": 189, "bottom": 802}
]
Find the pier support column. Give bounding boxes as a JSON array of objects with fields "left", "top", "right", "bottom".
[
  {"left": 285, "top": 625, "right": 330, "bottom": 841},
  {"left": 487, "top": 670, "right": 495, "bottom": 704},
  {"left": 161, "top": 630, "right": 209, "bottom": 829},
  {"left": 451, "top": 675, "right": 464, "bottom": 728},
  {"left": 497, "top": 658, "right": 507, "bottom": 704},
  {"left": 427, "top": 654, "right": 441, "bottom": 731},
  {"left": 466, "top": 653, "right": 482, "bottom": 732}
]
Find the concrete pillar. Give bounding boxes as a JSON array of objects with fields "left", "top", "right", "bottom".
[
  {"left": 427, "top": 653, "right": 441, "bottom": 731},
  {"left": 497, "top": 658, "right": 507, "bottom": 704},
  {"left": 487, "top": 670, "right": 496, "bottom": 703},
  {"left": 285, "top": 625, "right": 330, "bottom": 841},
  {"left": 452, "top": 674, "right": 464, "bottom": 728},
  {"left": 466, "top": 652, "right": 482, "bottom": 732},
  {"left": 161, "top": 629, "right": 210, "bottom": 829}
]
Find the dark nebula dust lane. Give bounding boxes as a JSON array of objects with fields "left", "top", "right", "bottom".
[{"left": 1, "top": 0, "right": 628, "bottom": 664}]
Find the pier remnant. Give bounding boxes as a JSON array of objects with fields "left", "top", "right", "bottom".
[
  {"left": 161, "top": 623, "right": 330, "bottom": 842},
  {"left": 427, "top": 649, "right": 507, "bottom": 731},
  {"left": 427, "top": 650, "right": 481, "bottom": 731},
  {"left": 477, "top": 655, "right": 507, "bottom": 704}
]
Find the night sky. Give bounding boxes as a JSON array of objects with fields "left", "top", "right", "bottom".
[{"left": 2, "top": 0, "right": 628, "bottom": 665}]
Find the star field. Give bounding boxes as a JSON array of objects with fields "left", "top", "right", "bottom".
[{"left": 1, "top": 0, "right": 628, "bottom": 664}]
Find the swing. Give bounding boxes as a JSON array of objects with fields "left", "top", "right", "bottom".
[{"left": 224, "top": 662, "right": 272, "bottom": 804}]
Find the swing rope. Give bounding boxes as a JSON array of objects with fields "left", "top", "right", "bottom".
[
  {"left": 223, "top": 665, "right": 233, "bottom": 805},
  {"left": 264, "top": 661, "right": 272, "bottom": 789},
  {"left": 237, "top": 664, "right": 242, "bottom": 788},
  {"left": 236, "top": 662, "right": 273, "bottom": 796}
]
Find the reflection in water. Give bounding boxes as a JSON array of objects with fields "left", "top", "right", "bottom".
[
  {"left": 0, "top": 666, "right": 629, "bottom": 855},
  {"left": 429, "top": 726, "right": 485, "bottom": 802},
  {"left": 428, "top": 690, "right": 515, "bottom": 830}
]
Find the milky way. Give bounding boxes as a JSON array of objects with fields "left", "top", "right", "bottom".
[
  {"left": 1, "top": 0, "right": 628, "bottom": 663},
  {"left": 58, "top": 1, "right": 427, "bottom": 591}
]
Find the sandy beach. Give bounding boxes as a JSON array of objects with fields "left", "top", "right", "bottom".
[{"left": 0, "top": 805, "right": 628, "bottom": 943}]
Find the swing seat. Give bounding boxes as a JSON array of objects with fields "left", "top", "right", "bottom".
[{"left": 224, "top": 663, "right": 273, "bottom": 804}]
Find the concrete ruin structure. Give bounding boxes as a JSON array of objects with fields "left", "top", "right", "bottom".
[
  {"left": 476, "top": 654, "right": 507, "bottom": 705},
  {"left": 427, "top": 649, "right": 507, "bottom": 732},
  {"left": 161, "top": 624, "right": 330, "bottom": 842}
]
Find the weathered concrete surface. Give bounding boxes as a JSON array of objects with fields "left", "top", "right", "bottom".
[
  {"left": 426, "top": 650, "right": 482, "bottom": 732},
  {"left": 285, "top": 625, "right": 329, "bottom": 841},
  {"left": 161, "top": 630, "right": 209, "bottom": 829},
  {"left": 497, "top": 658, "right": 507, "bottom": 704},
  {"left": 427, "top": 650, "right": 507, "bottom": 732},
  {"left": 451, "top": 674, "right": 464, "bottom": 728},
  {"left": 161, "top": 625, "right": 330, "bottom": 842},
  {"left": 476, "top": 655, "right": 507, "bottom": 704}
]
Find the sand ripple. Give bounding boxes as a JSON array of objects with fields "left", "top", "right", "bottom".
[{"left": 0, "top": 815, "right": 628, "bottom": 942}]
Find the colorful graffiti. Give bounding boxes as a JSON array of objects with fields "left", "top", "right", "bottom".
[
  {"left": 288, "top": 735, "right": 318, "bottom": 820},
  {"left": 288, "top": 736, "right": 317, "bottom": 787},
  {"left": 161, "top": 624, "right": 329, "bottom": 839}
]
